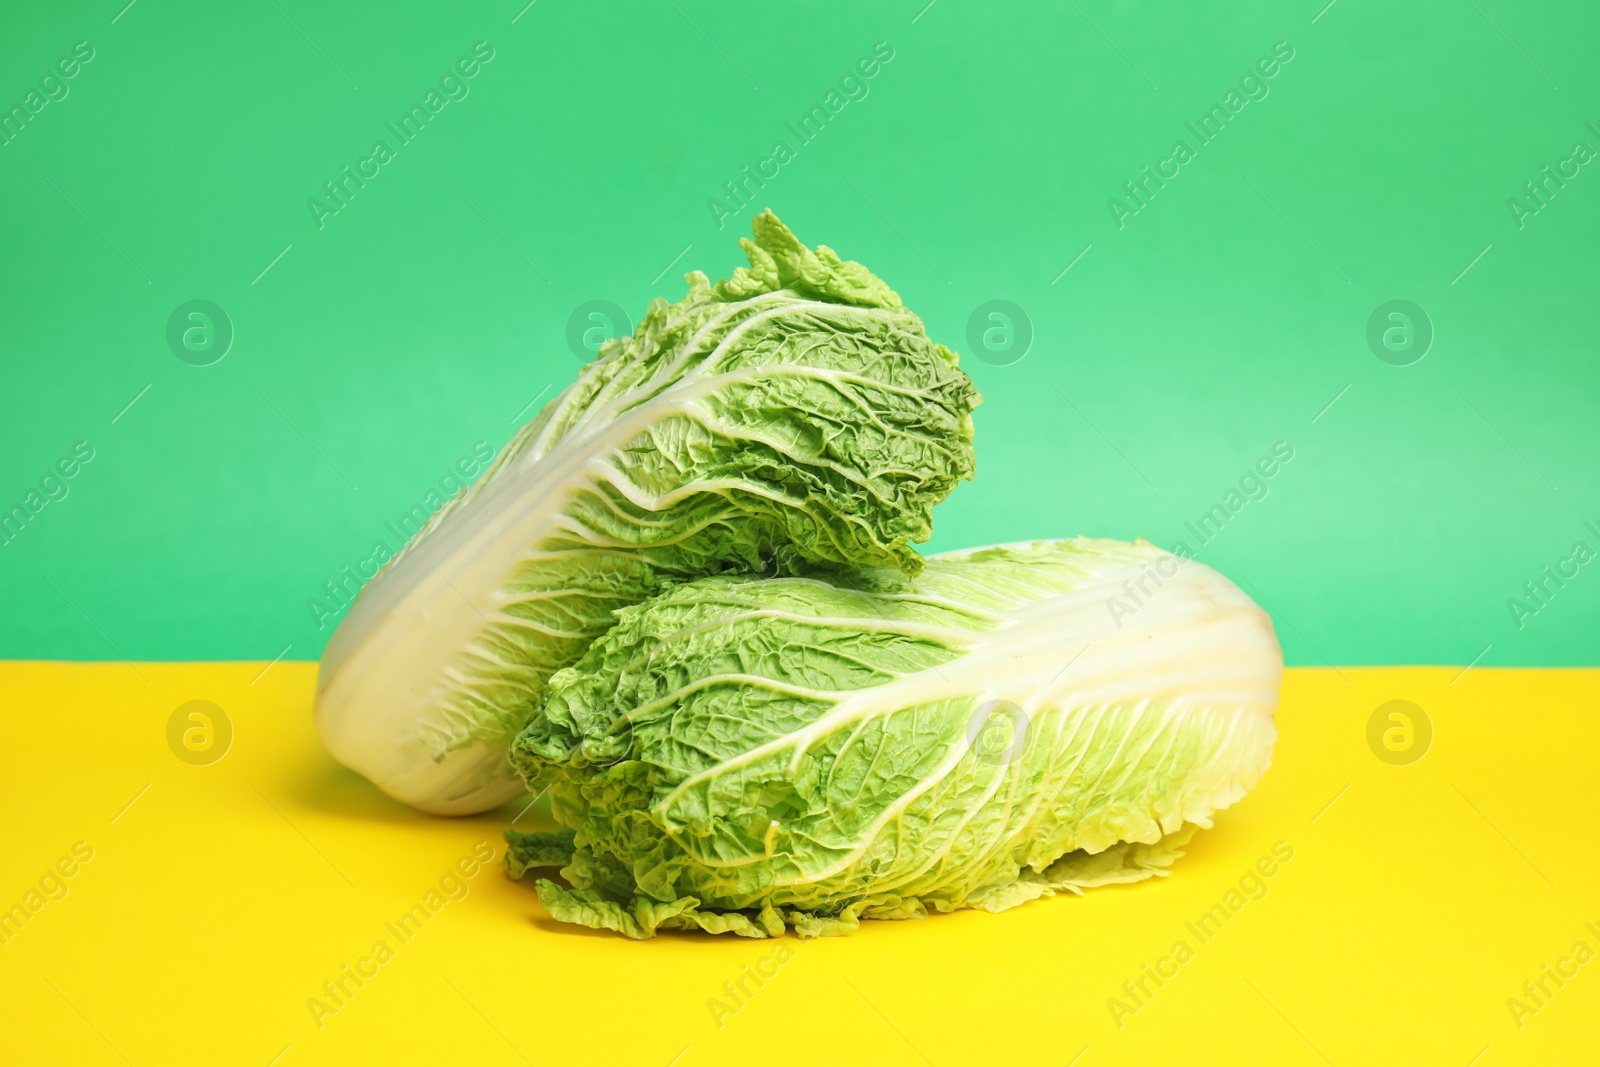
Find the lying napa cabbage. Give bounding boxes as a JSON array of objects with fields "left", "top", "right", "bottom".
[
  {"left": 315, "top": 212, "right": 979, "bottom": 814},
  {"left": 507, "top": 538, "right": 1282, "bottom": 938}
]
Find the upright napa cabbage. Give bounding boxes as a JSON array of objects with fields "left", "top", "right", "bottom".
[
  {"left": 507, "top": 539, "right": 1282, "bottom": 938},
  {"left": 315, "top": 212, "right": 979, "bottom": 815}
]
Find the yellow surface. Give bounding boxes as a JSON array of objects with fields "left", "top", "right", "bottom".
[{"left": 2, "top": 663, "right": 1597, "bottom": 1066}]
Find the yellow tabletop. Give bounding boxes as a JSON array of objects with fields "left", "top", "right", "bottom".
[{"left": 2, "top": 663, "right": 1595, "bottom": 1066}]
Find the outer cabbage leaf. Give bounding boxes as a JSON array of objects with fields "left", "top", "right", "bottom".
[
  {"left": 508, "top": 539, "right": 1281, "bottom": 937},
  {"left": 315, "top": 212, "right": 979, "bottom": 814}
]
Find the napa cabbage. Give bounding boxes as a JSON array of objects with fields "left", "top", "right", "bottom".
[
  {"left": 315, "top": 212, "right": 979, "bottom": 814},
  {"left": 507, "top": 538, "right": 1281, "bottom": 937}
]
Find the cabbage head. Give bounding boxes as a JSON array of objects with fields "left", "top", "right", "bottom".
[
  {"left": 507, "top": 538, "right": 1282, "bottom": 937},
  {"left": 315, "top": 212, "right": 979, "bottom": 814}
]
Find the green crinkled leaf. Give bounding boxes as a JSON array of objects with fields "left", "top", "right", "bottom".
[
  {"left": 503, "top": 829, "right": 577, "bottom": 877},
  {"left": 510, "top": 539, "right": 1282, "bottom": 937}
]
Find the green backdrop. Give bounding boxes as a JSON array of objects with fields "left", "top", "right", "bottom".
[{"left": 2, "top": 0, "right": 1595, "bottom": 667}]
